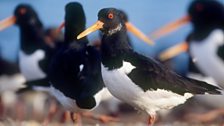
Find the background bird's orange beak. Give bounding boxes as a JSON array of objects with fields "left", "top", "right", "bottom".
[
  {"left": 56, "top": 22, "right": 65, "bottom": 33},
  {"left": 0, "top": 16, "right": 16, "bottom": 31},
  {"left": 150, "top": 15, "right": 191, "bottom": 40},
  {"left": 125, "top": 22, "right": 154, "bottom": 45},
  {"left": 77, "top": 20, "right": 104, "bottom": 40},
  {"left": 159, "top": 42, "right": 188, "bottom": 61}
]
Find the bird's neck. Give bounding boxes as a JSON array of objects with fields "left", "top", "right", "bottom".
[
  {"left": 64, "top": 23, "right": 88, "bottom": 45},
  {"left": 190, "top": 24, "right": 224, "bottom": 42},
  {"left": 101, "top": 27, "right": 133, "bottom": 70},
  {"left": 20, "top": 25, "right": 45, "bottom": 54}
]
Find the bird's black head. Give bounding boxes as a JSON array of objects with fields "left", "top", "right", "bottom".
[
  {"left": 188, "top": 0, "right": 224, "bottom": 28},
  {"left": 14, "top": 4, "right": 43, "bottom": 28},
  {"left": 64, "top": 2, "right": 86, "bottom": 42},
  {"left": 77, "top": 8, "right": 154, "bottom": 45},
  {"left": 97, "top": 8, "right": 125, "bottom": 35}
]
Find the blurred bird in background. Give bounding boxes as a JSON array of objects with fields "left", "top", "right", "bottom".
[{"left": 151, "top": 0, "right": 224, "bottom": 123}]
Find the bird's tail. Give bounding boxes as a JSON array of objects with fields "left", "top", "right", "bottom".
[{"left": 186, "top": 77, "right": 222, "bottom": 95}]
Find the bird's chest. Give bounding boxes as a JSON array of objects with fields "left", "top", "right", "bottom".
[
  {"left": 101, "top": 61, "right": 141, "bottom": 103},
  {"left": 190, "top": 38, "right": 224, "bottom": 85},
  {"left": 19, "top": 50, "right": 46, "bottom": 81}
]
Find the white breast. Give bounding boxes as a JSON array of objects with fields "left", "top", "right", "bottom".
[
  {"left": 19, "top": 50, "right": 46, "bottom": 81},
  {"left": 190, "top": 29, "right": 224, "bottom": 88},
  {"left": 101, "top": 61, "right": 193, "bottom": 115}
]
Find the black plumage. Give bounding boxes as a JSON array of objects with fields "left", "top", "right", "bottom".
[{"left": 49, "top": 2, "right": 104, "bottom": 109}]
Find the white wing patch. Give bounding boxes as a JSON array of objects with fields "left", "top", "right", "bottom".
[
  {"left": 19, "top": 50, "right": 46, "bottom": 81},
  {"left": 118, "top": 61, "right": 136, "bottom": 74},
  {"left": 79, "top": 64, "right": 84, "bottom": 71}
]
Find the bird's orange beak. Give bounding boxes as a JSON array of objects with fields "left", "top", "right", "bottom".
[
  {"left": 0, "top": 16, "right": 16, "bottom": 31},
  {"left": 150, "top": 16, "right": 191, "bottom": 40},
  {"left": 125, "top": 22, "right": 154, "bottom": 45},
  {"left": 56, "top": 21, "right": 65, "bottom": 33},
  {"left": 159, "top": 42, "right": 188, "bottom": 61},
  {"left": 77, "top": 20, "right": 154, "bottom": 45},
  {"left": 77, "top": 20, "right": 104, "bottom": 40}
]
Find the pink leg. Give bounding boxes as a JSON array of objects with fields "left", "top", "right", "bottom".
[
  {"left": 148, "top": 115, "right": 156, "bottom": 126},
  {"left": 43, "top": 99, "right": 58, "bottom": 126},
  {"left": 70, "top": 112, "right": 82, "bottom": 126},
  {"left": 60, "top": 111, "right": 71, "bottom": 123}
]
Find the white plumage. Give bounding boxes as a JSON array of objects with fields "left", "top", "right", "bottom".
[
  {"left": 190, "top": 29, "right": 224, "bottom": 88},
  {"left": 19, "top": 49, "right": 46, "bottom": 81}
]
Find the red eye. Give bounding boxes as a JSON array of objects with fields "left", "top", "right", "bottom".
[
  {"left": 196, "top": 4, "right": 203, "bottom": 12},
  {"left": 20, "top": 8, "right": 27, "bottom": 15},
  {"left": 108, "top": 13, "right": 114, "bottom": 19}
]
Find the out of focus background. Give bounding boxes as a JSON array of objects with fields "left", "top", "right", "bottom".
[
  {"left": 0, "top": 0, "right": 206, "bottom": 72},
  {"left": 1, "top": 0, "right": 224, "bottom": 125}
]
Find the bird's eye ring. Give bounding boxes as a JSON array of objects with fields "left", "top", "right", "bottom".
[{"left": 108, "top": 13, "right": 114, "bottom": 19}]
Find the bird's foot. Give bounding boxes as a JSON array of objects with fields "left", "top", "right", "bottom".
[
  {"left": 71, "top": 112, "right": 82, "bottom": 126},
  {"left": 42, "top": 100, "right": 58, "bottom": 126},
  {"left": 148, "top": 115, "right": 156, "bottom": 126}
]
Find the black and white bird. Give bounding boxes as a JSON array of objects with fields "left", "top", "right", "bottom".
[
  {"left": 150, "top": 0, "right": 224, "bottom": 121},
  {"left": 91, "top": 9, "right": 154, "bottom": 116},
  {"left": 77, "top": 8, "right": 221, "bottom": 125},
  {"left": 0, "top": 4, "right": 57, "bottom": 91},
  {"left": 155, "top": 0, "right": 224, "bottom": 89},
  {"left": 48, "top": 2, "right": 119, "bottom": 123},
  {"left": 0, "top": 4, "right": 61, "bottom": 123}
]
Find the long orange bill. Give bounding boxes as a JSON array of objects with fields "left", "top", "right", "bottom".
[
  {"left": 56, "top": 22, "right": 65, "bottom": 33},
  {"left": 150, "top": 16, "right": 191, "bottom": 40},
  {"left": 159, "top": 42, "right": 188, "bottom": 61},
  {"left": 125, "top": 22, "right": 154, "bottom": 45},
  {"left": 0, "top": 16, "right": 16, "bottom": 31},
  {"left": 77, "top": 20, "right": 104, "bottom": 40}
]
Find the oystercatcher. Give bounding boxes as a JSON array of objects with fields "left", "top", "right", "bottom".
[
  {"left": 77, "top": 8, "right": 221, "bottom": 125},
  {"left": 154, "top": 0, "right": 224, "bottom": 89},
  {"left": 0, "top": 4, "right": 61, "bottom": 124},
  {"left": 0, "top": 4, "right": 57, "bottom": 91},
  {"left": 48, "top": 2, "right": 119, "bottom": 123}
]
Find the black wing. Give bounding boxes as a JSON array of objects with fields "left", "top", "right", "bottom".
[{"left": 125, "top": 51, "right": 221, "bottom": 95}]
